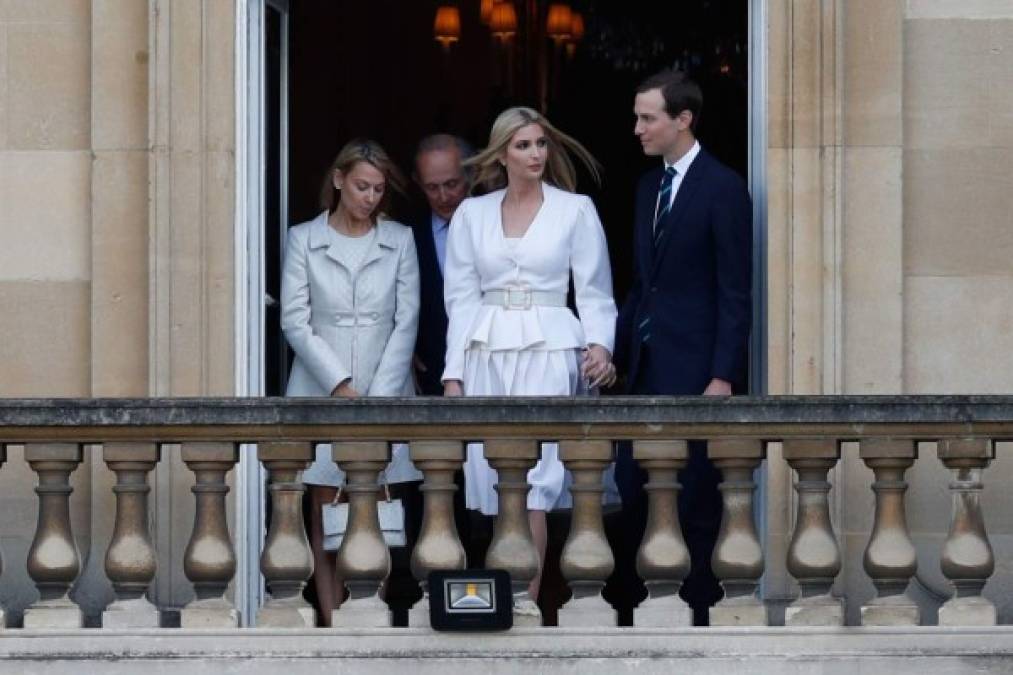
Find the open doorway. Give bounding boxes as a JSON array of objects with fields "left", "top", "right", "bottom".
[
  {"left": 246, "top": 0, "right": 755, "bottom": 626},
  {"left": 262, "top": 0, "right": 751, "bottom": 397}
]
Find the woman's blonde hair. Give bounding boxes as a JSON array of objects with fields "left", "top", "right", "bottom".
[
  {"left": 466, "top": 107, "right": 601, "bottom": 192},
  {"left": 319, "top": 138, "right": 408, "bottom": 217}
]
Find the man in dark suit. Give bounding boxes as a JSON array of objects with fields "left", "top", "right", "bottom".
[
  {"left": 384, "top": 135, "right": 473, "bottom": 624},
  {"left": 410, "top": 134, "right": 472, "bottom": 395},
  {"left": 613, "top": 70, "right": 752, "bottom": 624}
]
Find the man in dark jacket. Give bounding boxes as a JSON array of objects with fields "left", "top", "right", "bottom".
[
  {"left": 410, "top": 134, "right": 473, "bottom": 395},
  {"left": 614, "top": 70, "right": 753, "bottom": 624}
]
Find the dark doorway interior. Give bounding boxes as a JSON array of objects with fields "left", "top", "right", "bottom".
[
  {"left": 269, "top": 0, "right": 750, "bottom": 623},
  {"left": 279, "top": 2, "right": 748, "bottom": 398}
]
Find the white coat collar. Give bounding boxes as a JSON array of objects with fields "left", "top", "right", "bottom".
[{"left": 307, "top": 211, "right": 399, "bottom": 270}]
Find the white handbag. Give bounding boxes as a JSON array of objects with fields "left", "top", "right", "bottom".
[{"left": 321, "top": 476, "right": 407, "bottom": 551}]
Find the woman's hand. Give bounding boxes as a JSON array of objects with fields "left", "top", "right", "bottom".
[
  {"left": 331, "top": 380, "right": 360, "bottom": 398},
  {"left": 443, "top": 380, "right": 464, "bottom": 397},
  {"left": 581, "top": 344, "right": 616, "bottom": 389}
]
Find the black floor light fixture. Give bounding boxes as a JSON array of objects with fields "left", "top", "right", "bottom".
[{"left": 428, "top": 569, "right": 513, "bottom": 631}]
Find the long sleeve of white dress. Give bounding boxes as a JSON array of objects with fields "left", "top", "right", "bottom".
[
  {"left": 442, "top": 199, "right": 484, "bottom": 383},
  {"left": 570, "top": 195, "right": 617, "bottom": 354}
]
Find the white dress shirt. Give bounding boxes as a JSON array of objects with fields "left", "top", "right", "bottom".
[
  {"left": 431, "top": 212, "right": 449, "bottom": 276},
  {"left": 655, "top": 140, "right": 702, "bottom": 231}
]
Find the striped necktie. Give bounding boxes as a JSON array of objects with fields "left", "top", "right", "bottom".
[
  {"left": 653, "top": 166, "right": 678, "bottom": 247},
  {"left": 639, "top": 166, "right": 678, "bottom": 345}
]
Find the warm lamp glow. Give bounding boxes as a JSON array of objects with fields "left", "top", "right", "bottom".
[
  {"left": 490, "top": 1, "right": 518, "bottom": 40},
  {"left": 480, "top": 0, "right": 495, "bottom": 25},
  {"left": 434, "top": 5, "right": 461, "bottom": 50},
  {"left": 570, "top": 12, "right": 585, "bottom": 41},
  {"left": 546, "top": 3, "right": 573, "bottom": 43}
]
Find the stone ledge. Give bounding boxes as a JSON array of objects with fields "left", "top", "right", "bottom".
[
  {"left": 0, "top": 396, "right": 1012, "bottom": 443},
  {"left": 1, "top": 627, "right": 1013, "bottom": 673}
]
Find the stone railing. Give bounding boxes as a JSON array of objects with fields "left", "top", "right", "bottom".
[{"left": 0, "top": 396, "right": 1009, "bottom": 630}]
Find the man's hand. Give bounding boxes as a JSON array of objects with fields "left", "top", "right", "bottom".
[
  {"left": 702, "top": 378, "right": 732, "bottom": 396},
  {"left": 331, "top": 380, "right": 360, "bottom": 398},
  {"left": 443, "top": 380, "right": 464, "bottom": 397}
]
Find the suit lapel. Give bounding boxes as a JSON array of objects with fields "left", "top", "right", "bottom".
[
  {"left": 636, "top": 168, "right": 662, "bottom": 282},
  {"left": 307, "top": 212, "right": 353, "bottom": 271},
  {"left": 416, "top": 213, "right": 444, "bottom": 287},
  {"left": 650, "top": 151, "right": 707, "bottom": 276},
  {"left": 357, "top": 220, "right": 397, "bottom": 273}
]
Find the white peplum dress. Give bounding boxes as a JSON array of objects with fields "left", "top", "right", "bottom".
[{"left": 442, "top": 183, "right": 618, "bottom": 515}]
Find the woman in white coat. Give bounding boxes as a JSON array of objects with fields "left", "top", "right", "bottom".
[
  {"left": 442, "top": 108, "right": 618, "bottom": 603},
  {"left": 282, "top": 139, "right": 420, "bottom": 625}
]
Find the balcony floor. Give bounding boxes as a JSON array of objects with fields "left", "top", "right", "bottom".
[{"left": 2, "top": 627, "right": 1013, "bottom": 673}]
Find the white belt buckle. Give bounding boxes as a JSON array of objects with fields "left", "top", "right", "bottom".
[{"left": 504, "top": 285, "right": 532, "bottom": 310}]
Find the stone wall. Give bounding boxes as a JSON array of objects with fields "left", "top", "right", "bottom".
[
  {"left": 900, "top": 0, "right": 1013, "bottom": 624},
  {"left": 765, "top": 0, "right": 1013, "bottom": 624},
  {"left": 0, "top": 0, "right": 236, "bottom": 624},
  {"left": 0, "top": 0, "right": 97, "bottom": 626},
  {"left": 0, "top": 0, "right": 1009, "bottom": 627}
]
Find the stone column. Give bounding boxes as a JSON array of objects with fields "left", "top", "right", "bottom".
[
  {"left": 102, "top": 442, "right": 161, "bottom": 628},
  {"left": 332, "top": 441, "right": 392, "bottom": 628},
  {"left": 0, "top": 445, "right": 6, "bottom": 628},
  {"left": 23, "top": 443, "right": 85, "bottom": 628},
  {"left": 180, "top": 443, "right": 240, "bottom": 628},
  {"left": 484, "top": 439, "right": 541, "bottom": 626},
  {"left": 257, "top": 442, "right": 315, "bottom": 627},
  {"left": 407, "top": 440, "right": 466, "bottom": 629},
  {"left": 632, "top": 440, "right": 692, "bottom": 627},
  {"left": 709, "top": 438, "right": 767, "bottom": 626},
  {"left": 783, "top": 439, "right": 843, "bottom": 626},
  {"left": 937, "top": 438, "right": 996, "bottom": 626},
  {"left": 859, "top": 438, "right": 919, "bottom": 626},
  {"left": 557, "top": 440, "right": 616, "bottom": 627}
]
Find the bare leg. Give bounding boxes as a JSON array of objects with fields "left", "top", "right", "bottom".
[
  {"left": 309, "top": 485, "right": 345, "bottom": 626},
  {"left": 527, "top": 509, "right": 548, "bottom": 601}
]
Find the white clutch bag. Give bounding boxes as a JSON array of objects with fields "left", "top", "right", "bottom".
[{"left": 321, "top": 482, "right": 406, "bottom": 551}]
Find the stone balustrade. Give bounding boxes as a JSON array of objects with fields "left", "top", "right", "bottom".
[{"left": 0, "top": 396, "right": 1010, "bottom": 630}]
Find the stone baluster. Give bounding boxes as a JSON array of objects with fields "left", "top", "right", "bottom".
[
  {"left": 709, "top": 438, "right": 767, "bottom": 626},
  {"left": 102, "top": 442, "right": 161, "bottom": 628},
  {"left": 332, "top": 441, "right": 392, "bottom": 628},
  {"left": 860, "top": 438, "right": 919, "bottom": 626},
  {"left": 632, "top": 440, "right": 692, "bottom": 627},
  {"left": 0, "top": 445, "right": 6, "bottom": 628},
  {"left": 557, "top": 440, "right": 616, "bottom": 627},
  {"left": 408, "top": 440, "right": 467, "bottom": 628},
  {"left": 937, "top": 438, "right": 996, "bottom": 626},
  {"left": 783, "top": 439, "right": 843, "bottom": 626},
  {"left": 24, "top": 443, "right": 85, "bottom": 628},
  {"left": 484, "top": 439, "right": 541, "bottom": 626},
  {"left": 180, "top": 442, "right": 240, "bottom": 628},
  {"left": 257, "top": 441, "right": 315, "bottom": 627}
]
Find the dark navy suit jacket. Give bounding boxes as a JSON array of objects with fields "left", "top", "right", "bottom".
[
  {"left": 411, "top": 212, "right": 449, "bottom": 395},
  {"left": 615, "top": 148, "right": 752, "bottom": 395}
]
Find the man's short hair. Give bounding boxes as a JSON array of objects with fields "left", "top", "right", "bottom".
[
  {"left": 414, "top": 134, "right": 476, "bottom": 182},
  {"left": 636, "top": 69, "right": 703, "bottom": 131}
]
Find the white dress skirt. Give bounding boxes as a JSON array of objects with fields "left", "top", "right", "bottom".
[
  {"left": 443, "top": 185, "right": 621, "bottom": 516},
  {"left": 463, "top": 347, "right": 579, "bottom": 515}
]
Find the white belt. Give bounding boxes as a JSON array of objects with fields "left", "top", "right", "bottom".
[{"left": 482, "top": 288, "right": 567, "bottom": 310}]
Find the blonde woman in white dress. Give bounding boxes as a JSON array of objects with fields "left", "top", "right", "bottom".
[{"left": 442, "top": 107, "right": 618, "bottom": 602}]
